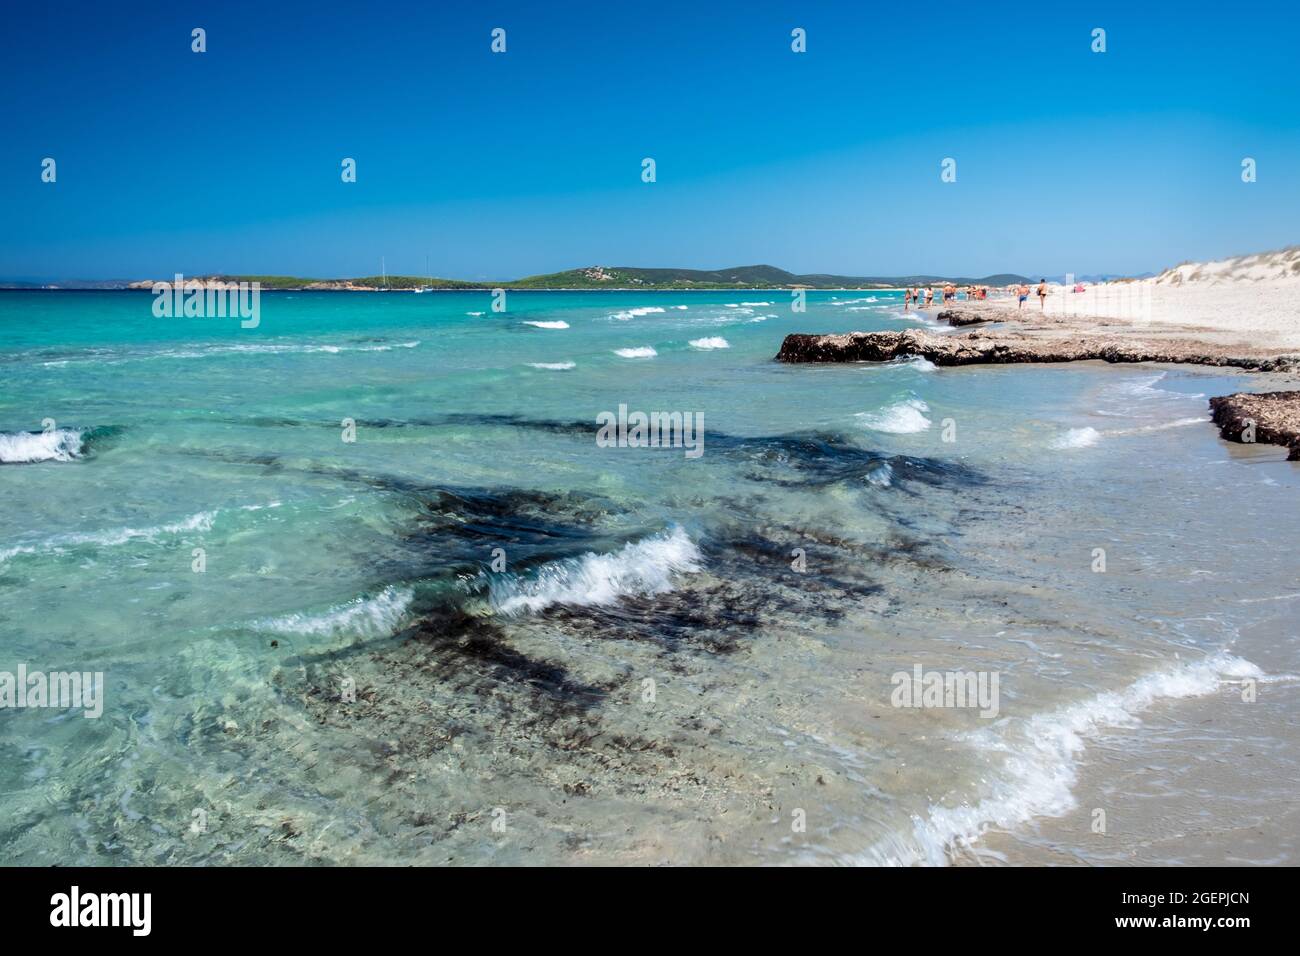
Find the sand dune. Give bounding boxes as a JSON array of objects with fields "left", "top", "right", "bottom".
[{"left": 1155, "top": 246, "right": 1300, "bottom": 285}]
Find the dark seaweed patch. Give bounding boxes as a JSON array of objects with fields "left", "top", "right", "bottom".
[{"left": 408, "top": 610, "right": 615, "bottom": 713}]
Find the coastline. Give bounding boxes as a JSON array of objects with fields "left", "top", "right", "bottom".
[
  {"left": 776, "top": 278, "right": 1300, "bottom": 459},
  {"left": 4, "top": 284, "right": 1298, "bottom": 866}
]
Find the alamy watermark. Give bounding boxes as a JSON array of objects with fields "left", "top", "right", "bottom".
[
  {"left": 890, "top": 664, "right": 1000, "bottom": 719},
  {"left": 0, "top": 664, "right": 103, "bottom": 718},
  {"left": 151, "top": 273, "right": 260, "bottom": 328},
  {"left": 596, "top": 404, "right": 704, "bottom": 458},
  {"left": 1057, "top": 272, "right": 1152, "bottom": 320},
  {"left": 50, "top": 886, "right": 150, "bottom": 936}
]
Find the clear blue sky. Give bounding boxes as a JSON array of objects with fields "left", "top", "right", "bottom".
[{"left": 1, "top": 0, "right": 1296, "bottom": 281}]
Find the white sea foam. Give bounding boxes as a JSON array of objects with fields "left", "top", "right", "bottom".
[
  {"left": 252, "top": 582, "right": 413, "bottom": 642},
  {"left": 489, "top": 526, "right": 702, "bottom": 616},
  {"left": 1051, "top": 426, "right": 1101, "bottom": 449},
  {"left": 886, "top": 356, "right": 936, "bottom": 372},
  {"left": 739, "top": 301, "right": 772, "bottom": 306},
  {"left": 189, "top": 341, "right": 418, "bottom": 356},
  {"left": 689, "top": 337, "right": 730, "bottom": 350},
  {"left": 865, "top": 462, "right": 894, "bottom": 486},
  {"left": 42, "top": 341, "right": 422, "bottom": 366},
  {"left": 1115, "top": 372, "right": 1168, "bottom": 396},
  {"left": 856, "top": 399, "right": 931, "bottom": 434},
  {"left": 1052, "top": 417, "right": 1205, "bottom": 450},
  {"left": 1113, "top": 417, "right": 1209, "bottom": 436},
  {"left": 610, "top": 307, "right": 665, "bottom": 320},
  {"left": 673, "top": 305, "right": 688, "bottom": 310},
  {"left": 0, "top": 510, "right": 218, "bottom": 563},
  {"left": 0, "top": 428, "right": 86, "bottom": 463},
  {"left": 466, "top": 311, "right": 485, "bottom": 316},
  {"left": 527, "top": 361, "right": 576, "bottom": 370},
  {"left": 863, "top": 651, "right": 1264, "bottom": 866},
  {"left": 523, "top": 320, "right": 569, "bottom": 329},
  {"left": 254, "top": 585, "right": 414, "bottom": 639},
  {"left": 614, "top": 346, "right": 657, "bottom": 359}
]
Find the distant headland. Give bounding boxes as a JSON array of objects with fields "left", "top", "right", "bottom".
[{"left": 1, "top": 264, "right": 1032, "bottom": 292}]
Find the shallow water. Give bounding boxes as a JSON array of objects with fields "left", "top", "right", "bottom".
[{"left": 1, "top": 289, "right": 1296, "bottom": 865}]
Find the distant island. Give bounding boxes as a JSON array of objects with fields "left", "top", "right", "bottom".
[{"left": 4, "top": 264, "right": 1033, "bottom": 292}]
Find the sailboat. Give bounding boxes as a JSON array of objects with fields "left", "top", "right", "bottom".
[{"left": 413, "top": 255, "right": 432, "bottom": 293}]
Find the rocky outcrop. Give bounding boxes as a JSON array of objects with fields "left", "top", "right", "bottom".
[
  {"left": 936, "top": 308, "right": 995, "bottom": 326},
  {"left": 774, "top": 328, "right": 1299, "bottom": 372},
  {"left": 1208, "top": 391, "right": 1300, "bottom": 460}
]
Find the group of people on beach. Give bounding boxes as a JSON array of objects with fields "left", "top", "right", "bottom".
[
  {"left": 903, "top": 284, "right": 988, "bottom": 310},
  {"left": 904, "top": 287, "right": 934, "bottom": 309},
  {"left": 902, "top": 280, "right": 1052, "bottom": 312},
  {"left": 1015, "top": 281, "right": 1050, "bottom": 310}
]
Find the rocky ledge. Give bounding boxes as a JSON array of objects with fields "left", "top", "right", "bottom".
[
  {"left": 1208, "top": 391, "right": 1300, "bottom": 460},
  {"left": 774, "top": 328, "right": 1298, "bottom": 372},
  {"left": 935, "top": 308, "right": 996, "bottom": 326}
]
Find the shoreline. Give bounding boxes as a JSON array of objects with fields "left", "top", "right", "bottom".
[{"left": 775, "top": 297, "right": 1300, "bottom": 458}]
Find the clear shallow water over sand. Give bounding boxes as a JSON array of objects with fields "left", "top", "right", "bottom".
[{"left": 1, "top": 290, "right": 1297, "bottom": 865}]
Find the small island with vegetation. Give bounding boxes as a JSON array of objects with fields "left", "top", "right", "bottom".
[{"left": 7, "top": 264, "right": 1029, "bottom": 292}]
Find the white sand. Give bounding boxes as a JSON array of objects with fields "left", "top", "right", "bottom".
[{"left": 987, "top": 247, "right": 1300, "bottom": 350}]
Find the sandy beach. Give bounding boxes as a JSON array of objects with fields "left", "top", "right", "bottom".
[{"left": 984, "top": 247, "right": 1300, "bottom": 350}]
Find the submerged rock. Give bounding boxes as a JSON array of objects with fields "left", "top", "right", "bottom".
[
  {"left": 1208, "top": 391, "right": 1300, "bottom": 460},
  {"left": 775, "top": 328, "right": 1298, "bottom": 372}
]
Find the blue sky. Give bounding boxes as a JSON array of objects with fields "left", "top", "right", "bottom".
[{"left": 1, "top": 0, "right": 1297, "bottom": 280}]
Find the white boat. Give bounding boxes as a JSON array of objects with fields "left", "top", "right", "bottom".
[{"left": 414, "top": 255, "right": 432, "bottom": 293}]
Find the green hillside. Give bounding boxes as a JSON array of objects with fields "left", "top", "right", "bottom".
[{"left": 102, "top": 265, "right": 1032, "bottom": 292}]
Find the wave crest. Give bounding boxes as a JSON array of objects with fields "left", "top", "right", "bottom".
[
  {"left": 489, "top": 527, "right": 702, "bottom": 616},
  {"left": 868, "top": 652, "right": 1264, "bottom": 866},
  {"left": 254, "top": 585, "right": 414, "bottom": 639},
  {"left": 0, "top": 428, "right": 85, "bottom": 463},
  {"left": 856, "top": 399, "right": 931, "bottom": 434}
]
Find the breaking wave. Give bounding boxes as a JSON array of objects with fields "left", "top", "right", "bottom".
[
  {"left": 489, "top": 526, "right": 702, "bottom": 616},
  {"left": 253, "top": 585, "right": 415, "bottom": 639},
  {"left": 861, "top": 652, "right": 1264, "bottom": 866},
  {"left": 856, "top": 399, "right": 931, "bottom": 434},
  {"left": 610, "top": 307, "right": 665, "bottom": 321},
  {"left": 0, "top": 428, "right": 85, "bottom": 463}
]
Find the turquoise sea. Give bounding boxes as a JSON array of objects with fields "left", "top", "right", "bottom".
[{"left": 1, "top": 289, "right": 1297, "bottom": 865}]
